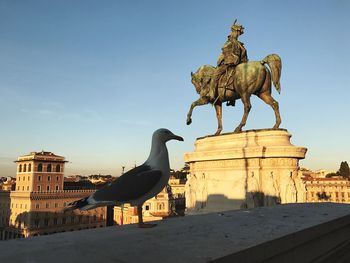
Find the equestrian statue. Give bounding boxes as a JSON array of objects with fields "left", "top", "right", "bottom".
[{"left": 186, "top": 20, "right": 282, "bottom": 135}]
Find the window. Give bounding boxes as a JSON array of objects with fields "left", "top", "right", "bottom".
[
  {"left": 38, "top": 175, "right": 41, "bottom": 181},
  {"left": 37, "top": 185, "right": 41, "bottom": 191},
  {"left": 46, "top": 203, "right": 49, "bottom": 208},
  {"left": 145, "top": 205, "right": 150, "bottom": 211},
  {"left": 22, "top": 186, "right": 24, "bottom": 191},
  {"left": 44, "top": 218, "right": 49, "bottom": 226},
  {"left": 56, "top": 176, "right": 59, "bottom": 181},
  {"left": 55, "top": 203, "right": 58, "bottom": 208},
  {"left": 47, "top": 164, "right": 52, "bottom": 172},
  {"left": 18, "top": 176, "right": 21, "bottom": 181},
  {"left": 48, "top": 176, "right": 51, "bottom": 181},
  {"left": 27, "top": 186, "right": 29, "bottom": 191},
  {"left": 47, "top": 186, "right": 50, "bottom": 191},
  {"left": 35, "top": 204, "right": 40, "bottom": 209},
  {"left": 56, "top": 165, "right": 61, "bottom": 172},
  {"left": 18, "top": 164, "right": 22, "bottom": 172},
  {"left": 38, "top": 163, "right": 43, "bottom": 172},
  {"left": 28, "top": 176, "right": 30, "bottom": 181},
  {"left": 55, "top": 185, "right": 59, "bottom": 191},
  {"left": 28, "top": 164, "right": 32, "bottom": 172}
]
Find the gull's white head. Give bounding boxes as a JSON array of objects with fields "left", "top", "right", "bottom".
[{"left": 152, "top": 128, "right": 184, "bottom": 144}]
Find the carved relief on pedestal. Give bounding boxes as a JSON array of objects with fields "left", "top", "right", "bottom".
[
  {"left": 261, "top": 172, "right": 280, "bottom": 206},
  {"left": 185, "top": 173, "right": 197, "bottom": 210}
]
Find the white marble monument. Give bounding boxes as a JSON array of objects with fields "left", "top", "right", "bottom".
[{"left": 184, "top": 129, "right": 307, "bottom": 214}]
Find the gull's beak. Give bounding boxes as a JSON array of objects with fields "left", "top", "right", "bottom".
[{"left": 172, "top": 134, "right": 184, "bottom": 142}]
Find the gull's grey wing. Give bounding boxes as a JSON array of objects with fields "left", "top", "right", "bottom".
[{"left": 92, "top": 165, "right": 162, "bottom": 202}]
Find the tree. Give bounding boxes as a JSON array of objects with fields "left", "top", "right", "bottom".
[
  {"left": 169, "top": 164, "right": 189, "bottom": 180},
  {"left": 338, "top": 161, "right": 350, "bottom": 178}
]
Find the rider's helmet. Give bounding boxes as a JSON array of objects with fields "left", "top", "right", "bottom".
[{"left": 231, "top": 19, "right": 244, "bottom": 35}]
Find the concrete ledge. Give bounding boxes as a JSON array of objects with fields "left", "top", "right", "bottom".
[{"left": 1, "top": 203, "right": 350, "bottom": 263}]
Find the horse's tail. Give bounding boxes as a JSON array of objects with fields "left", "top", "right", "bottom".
[{"left": 261, "top": 54, "right": 282, "bottom": 94}]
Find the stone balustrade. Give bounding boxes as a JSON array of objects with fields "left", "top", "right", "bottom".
[{"left": 0, "top": 203, "right": 350, "bottom": 263}]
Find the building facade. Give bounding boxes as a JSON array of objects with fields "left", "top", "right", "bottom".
[
  {"left": 0, "top": 151, "right": 106, "bottom": 240},
  {"left": 303, "top": 173, "right": 350, "bottom": 203}
]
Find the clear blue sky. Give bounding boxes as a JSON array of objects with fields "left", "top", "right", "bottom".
[{"left": 0, "top": 0, "right": 349, "bottom": 177}]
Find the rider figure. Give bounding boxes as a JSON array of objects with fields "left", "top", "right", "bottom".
[{"left": 215, "top": 20, "right": 248, "bottom": 106}]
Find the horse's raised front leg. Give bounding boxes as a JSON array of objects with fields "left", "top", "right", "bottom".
[
  {"left": 214, "top": 103, "right": 223, "bottom": 135},
  {"left": 186, "top": 97, "right": 209, "bottom": 125},
  {"left": 258, "top": 92, "right": 281, "bottom": 129},
  {"left": 234, "top": 94, "right": 251, "bottom": 133}
]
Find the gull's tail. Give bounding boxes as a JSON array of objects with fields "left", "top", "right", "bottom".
[
  {"left": 64, "top": 197, "right": 90, "bottom": 212},
  {"left": 64, "top": 196, "right": 113, "bottom": 212}
]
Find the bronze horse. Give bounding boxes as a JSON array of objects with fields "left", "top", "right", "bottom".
[{"left": 186, "top": 54, "right": 282, "bottom": 135}]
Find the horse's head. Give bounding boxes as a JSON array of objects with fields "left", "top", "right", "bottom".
[
  {"left": 191, "top": 71, "right": 202, "bottom": 94},
  {"left": 190, "top": 65, "right": 216, "bottom": 95}
]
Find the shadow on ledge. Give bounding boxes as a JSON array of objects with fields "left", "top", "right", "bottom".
[{"left": 188, "top": 192, "right": 280, "bottom": 214}]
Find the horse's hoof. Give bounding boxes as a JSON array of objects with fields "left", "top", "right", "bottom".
[
  {"left": 186, "top": 120, "right": 192, "bottom": 125},
  {"left": 234, "top": 127, "right": 242, "bottom": 133},
  {"left": 214, "top": 130, "right": 222, "bottom": 136}
]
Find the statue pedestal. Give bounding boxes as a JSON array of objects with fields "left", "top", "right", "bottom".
[{"left": 184, "top": 129, "right": 307, "bottom": 214}]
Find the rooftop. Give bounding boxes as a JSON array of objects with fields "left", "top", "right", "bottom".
[{"left": 16, "top": 151, "right": 66, "bottom": 162}]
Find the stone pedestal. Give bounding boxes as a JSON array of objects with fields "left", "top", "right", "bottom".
[{"left": 184, "top": 129, "right": 307, "bottom": 214}]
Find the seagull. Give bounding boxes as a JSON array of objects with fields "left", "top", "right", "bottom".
[{"left": 65, "top": 128, "right": 184, "bottom": 228}]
